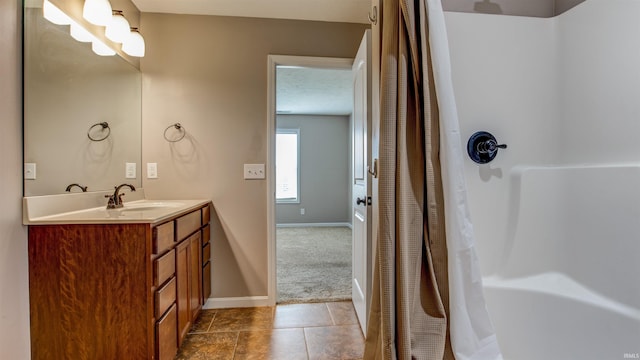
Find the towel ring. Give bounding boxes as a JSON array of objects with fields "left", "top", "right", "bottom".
[
  {"left": 87, "top": 122, "right": 111, "bottom": 142},
  {"left": 163, "top": 123, "right": 186, "bottom": 142}
]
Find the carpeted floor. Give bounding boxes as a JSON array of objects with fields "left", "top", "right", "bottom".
[{"left": 276, "top": 226, "right": 352, "bottom": 304}]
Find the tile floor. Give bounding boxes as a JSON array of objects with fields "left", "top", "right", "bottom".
[{"left": 175, "top": 301, "right": 365, "bottom": 360}]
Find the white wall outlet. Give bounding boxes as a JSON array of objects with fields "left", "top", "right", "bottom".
[
  {"left": 300, "top": 208, "right": 305, "bottom": 215},
  {"left": 147, "top": 163, "right": 158, "bottom": 179},
  {"left": 244, "top": 164, "right": 265, "bottom": 179},
  {"left": 125, "top": 162, "right": 137, "bottom": 179},
  {"left": 24, "top": 163, "right": 36, "bottom": 180}
]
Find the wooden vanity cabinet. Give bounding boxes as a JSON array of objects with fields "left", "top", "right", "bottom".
[{"left": 28, "top": 203, "right": 212, "bottom": 360}]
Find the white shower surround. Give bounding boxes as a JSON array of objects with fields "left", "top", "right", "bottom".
[{"left": 445, "top": 0, "right": 640, "bottom": 359}]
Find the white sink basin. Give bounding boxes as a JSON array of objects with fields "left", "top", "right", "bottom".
[{"left": 120, "top": 201, "right": 185, "bottom": 212}]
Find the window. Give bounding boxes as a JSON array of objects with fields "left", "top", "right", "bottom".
[{"left": 276, "top": 129, "right": 300, "bottom": 203}]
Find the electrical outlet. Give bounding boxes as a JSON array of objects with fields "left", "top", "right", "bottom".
[{"left": 244, "top": 164, "right": 265, "bottom": 179}]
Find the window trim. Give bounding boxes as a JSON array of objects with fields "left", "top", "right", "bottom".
[{"left": 275, "top": 128, "right": 300, "bottom": 204}]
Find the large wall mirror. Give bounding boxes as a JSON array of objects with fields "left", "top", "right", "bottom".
[{"left": 23, "top": 1, "right": 141, "bottom": 197}]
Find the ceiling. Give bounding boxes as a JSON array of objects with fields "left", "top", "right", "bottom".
[
  {"left": 131, "top": 0, "right": 364, "bottom": 116},
  {"left": 276, "top": 67, "right": 353, "bottom": 116},
  {"left": 131, "top": 0, "right": 371, "bottom": 24}
]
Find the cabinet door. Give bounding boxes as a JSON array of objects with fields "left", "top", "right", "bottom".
[
  {"left": 203, "top": 260, "right": 211, "bottom": 303},
  {"left": 190, "top": 232, "right": 203, "bottom": 321},
  {"left": 156, "top": 303, "right": 178, "bottom": 360},
  {"left": 176, "top": 239, "right": 191, "bottom": 345}
]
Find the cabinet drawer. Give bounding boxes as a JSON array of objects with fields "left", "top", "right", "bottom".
[
  {"left": 156, "top": 303, "right": 178, "bottom": 360},
  {"left": 202, "top": 224, "right": 210, "bottom": 246},
  {"left": 202, "top": 242, "right": 211, "bottom": 263},
  {"left": 202, "top": 204, "right": 211, "bottom": 225},
  {"left": 155, "top": 276, "right": 176, "bottom": 319},
  {"left": 153, "top": 221, "right": 175, "bottom": 255},
  {"left": 154, "top": 249, "right": 175, "bottom": 287},
  {"left": 176, "top": 210, "right": 201, "bottom": 241},
  {"left": 202, "top": 261, "right": 211, "bottom": 301}
]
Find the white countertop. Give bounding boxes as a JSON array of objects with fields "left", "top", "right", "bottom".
[{"left": 23, "top": 190, "right": 210, "bottom": 225}]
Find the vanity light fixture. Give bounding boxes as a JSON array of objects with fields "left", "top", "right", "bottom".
[
  {"left": 83, "top": 0, "right": 113, "bottom": 26},
  {"left": 43, "top": 0, "right": 71, "bottom": 25},
  {"left": 92, "top": 39, "right": 116, "bottom": 56},
  {"left": 70, "top": 21, "right": 95, "bottom": 42},
  {"left": 105, "top": 10, "right": 130, "bottom": 43},
  {"left": 122, "top": 28, "right": 145, "bottom": 57}
]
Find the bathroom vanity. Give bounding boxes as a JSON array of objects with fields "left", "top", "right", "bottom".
[{"left": 24, "top": 195, "right": 212, "bottom": 360}]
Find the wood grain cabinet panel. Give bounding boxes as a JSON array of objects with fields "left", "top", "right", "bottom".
[
  {"left": 202, "top": 223, "right": 210, "bottom": 246},
  {"left": 153, "top": 221, "right": 175, "bottom": 255},
  {"left": 190, "top": 232, "right": 203, "bottom": 321},
  {"left": 155, "top": 277, "right": 177, "bottom": 319},
  {"left": 27, "top": 202, "right": 212, "bottom": 360},
  {"left": 156, "top": 303, "right": 178, "bottom": 360},
  {"left": 176, "top": 238, "right": 191, "bottom": 346},
  {"left": 202, "top": 204, "right": 211, "bottom": 227},
  {"left": 176, "top": 209, "right": 201, "bottom": 241},
  {"left": 154, "top": 249, "right": 176, "bottom": 287},
  {"left": 203, "top": 260, "right": 212, "bottom": 302}
]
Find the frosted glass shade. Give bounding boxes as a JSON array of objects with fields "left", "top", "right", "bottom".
[
  {"left": 92, "top": 40, "right": 116, "bottom": 56},
  {"left": 122, "top": 29, "right": 145, "bottom": 57},
  {"left": 83, "top": 0, "right": 113, "bottom": 26},
  {"left": 43, "top": 0, "right": 71, "bottom": 25},
  {"left": 70, "top": 22, "right": 95, "bottom": 42},
  {"left": 105, "top": 12, "right": 130, "bottom": 43}
]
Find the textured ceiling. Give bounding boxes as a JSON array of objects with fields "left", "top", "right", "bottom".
[{"left": 276, "top": 67, "right": 353, "bottom": 116}]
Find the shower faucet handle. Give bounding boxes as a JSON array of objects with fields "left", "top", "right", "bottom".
[
  {"left": 477, "top": 139, "right": 507, "bottom": 153},
  {"left": 467, "top": 131, "right": 507, "bottom": 164}
]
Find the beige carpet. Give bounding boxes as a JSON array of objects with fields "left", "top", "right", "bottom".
[{"left": 276, "top": 226, "right": 352, "bottom": 304}]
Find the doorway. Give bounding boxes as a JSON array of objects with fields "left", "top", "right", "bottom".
[{"left": 268, "top": 57, "right": 354, "bottom": 304}]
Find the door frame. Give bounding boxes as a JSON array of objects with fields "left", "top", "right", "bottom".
[{"left": 266, "top": 55, "right": 354, "bottom": 305}]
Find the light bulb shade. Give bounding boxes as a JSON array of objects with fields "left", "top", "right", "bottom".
[
  {"left": 122, "top": 30, "right": 145, "bottom": 57},
  {"left": 70, "top": 22, "right": 95, "bottom": 42},
  {"left": 91, "top": 40, "right": 116, "bottom": 56},
  {"left": 43, "top": 0, "right": 71, "bottom": 25},
  {"left": 83, "top": 0, "right": 113, "bottom": 26},
  {"left": 105, "top": 13, "right": 130, "bottom": 43}
]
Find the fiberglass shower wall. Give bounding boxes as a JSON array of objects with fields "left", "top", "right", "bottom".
[
  {"left": 445, "top": 0, "right": 640, "bottom": 358},
  {"left": 445, "top": 0, "right": 640, "bottom": 276}
]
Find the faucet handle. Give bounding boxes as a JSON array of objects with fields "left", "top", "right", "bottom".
[{"left": 105, "top": 195, "right": 116, "bottom": 209}]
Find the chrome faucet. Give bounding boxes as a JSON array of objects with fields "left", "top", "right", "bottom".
[
  {"left": 106, "top": 184, "right": 136, "bottom": 209},
  {"left": 65, "top": 183, "right": 88, "bottom": 192}
]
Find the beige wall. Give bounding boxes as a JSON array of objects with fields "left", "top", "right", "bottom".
[
  {"left": 0, "top": 0, "right": 30, "bottom": 358},
  {"left": 275, "top": 115, "right": 351, "bottom": 225},
  {"left": 140, "top": 13, "right": 368, "bottom": 298}
]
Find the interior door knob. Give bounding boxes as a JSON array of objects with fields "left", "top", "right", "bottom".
[{"left": 356, "top": 197, "right": 367, "bottom": 205}]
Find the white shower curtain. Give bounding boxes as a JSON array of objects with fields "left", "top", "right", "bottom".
[{"left": 425, "top": 1, "right": 503, "bottom": 359}]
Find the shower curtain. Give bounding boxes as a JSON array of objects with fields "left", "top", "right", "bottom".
[{"left": 363, "top": 0, "right": 503, "bottom": 359}]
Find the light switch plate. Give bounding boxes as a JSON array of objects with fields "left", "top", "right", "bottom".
[
  {"left": 244, "top": 164, "right": 265, "bottom": 179},
  {"left": 147, "top": 163, "right": 158, "bottom": 179},
  {"left": 126, "top": 162, "right": 137, "bottom": 179},
  {"left": 24, "top": 163, "right": 36, "bottom": 180}
]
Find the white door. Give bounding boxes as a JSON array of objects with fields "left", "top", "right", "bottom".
[{"left": 352, "top": 30, "right": 372, "bottom": 334}]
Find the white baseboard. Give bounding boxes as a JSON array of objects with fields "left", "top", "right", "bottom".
[
  {"left": 276, "top": 222, "right": 352, "bottom": 229},
  {"left": 203, "top": 296, "right": 274, "bottom": 309}
]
